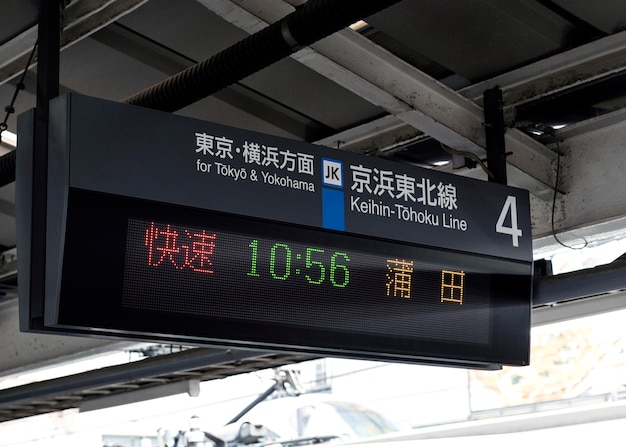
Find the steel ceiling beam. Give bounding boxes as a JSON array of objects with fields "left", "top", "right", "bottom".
[
  {"left": 319, "top": 30, "right": 626, "bottom": 165},
  {"left": 305, "top": 30, "right": 558, "bottom": 200},
  {"left": 534, "top": 256, "right": 626, "bottom": 307},
  {"left": 0, "top": 0, "right": 148, "bottom": 87},
  {"left": 461, "top": 29, "right": 626, "bottom": 110},
  {"left": 204, "top": 0, "right": 556, "bottom": 199},
  {"left": 0, "top": 348, "right": 261, "bottom": 408},
  {"left": 124, "top": 0, "right": 403, "bottom": 112},
  {"left": 555, "top": 107, "right": 626, "bottom": 142},
  {"left": 0, "top": 343, "right": 312, "bottom": 422},
  {"left": 315, "top": 115, "right": 422, "bottom": 154}
]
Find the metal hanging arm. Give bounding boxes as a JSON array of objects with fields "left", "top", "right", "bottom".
[
  {"left": 483, "top": 87, "right": 508, "bottom": 185},
  {"left": 20, "top": 0, "right": 63, "bottom": 329}
]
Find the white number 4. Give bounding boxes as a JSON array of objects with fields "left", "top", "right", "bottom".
[{"left": 496, "top": 195, "right": 522, "bottom": 247}]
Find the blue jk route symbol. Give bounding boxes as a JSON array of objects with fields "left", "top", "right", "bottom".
[{"left": 321, "top": 158, "right": 345, "bottom": 231}]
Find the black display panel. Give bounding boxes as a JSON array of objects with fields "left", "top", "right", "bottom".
[
  {"left": 16, "top": 94, "right": 533, "bottom": 370},
  {"left": 56, "top": 188, "right": 531, "bottom": 368}
]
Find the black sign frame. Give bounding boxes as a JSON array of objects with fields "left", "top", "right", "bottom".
[{"left": 16, "top": 94, "right": 533, "bottom": 369}]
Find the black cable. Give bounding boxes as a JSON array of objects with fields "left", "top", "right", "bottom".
[
  {"left": 123, "top": 0, "right": 402, "bottom": 112},
  {"left": 0, "top": 40, "right": 38, "bottom": 139},
  {"left": 551, "top": 135, "right": 588, "bottom": 250}
]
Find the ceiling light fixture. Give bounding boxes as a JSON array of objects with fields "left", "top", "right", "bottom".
[
  {"left": 349, "top": 20, "right": 369, "bottom": 31},
  {"left": 0, "top": 130, "right": 17, "bottom": 150}
]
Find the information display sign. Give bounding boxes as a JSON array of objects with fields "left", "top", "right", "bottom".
[{"left": 17, "top": 94, "right": 533, "bottom": 369}]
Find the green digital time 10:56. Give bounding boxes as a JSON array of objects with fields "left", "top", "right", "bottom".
[{"left": 246, "top": 239, "right": 350, "bottom": 288}]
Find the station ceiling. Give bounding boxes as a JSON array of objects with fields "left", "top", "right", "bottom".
[{"left": 1, "top": 0, "right": 626, "bottom": 423}]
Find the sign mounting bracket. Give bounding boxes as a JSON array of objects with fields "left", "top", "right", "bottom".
[
  {"left": 484, "top": 87, "right": 508, "bottom": 186},
  {"left": 22, "top": 0, "right": 62, "bottom": 330}
]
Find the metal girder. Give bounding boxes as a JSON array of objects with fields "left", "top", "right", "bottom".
[
  {"left": 534, "top": 257, "right": 626, "bottom": 307},
  {"left": 203, "top": 0, "right": 556, "bottom": 199},
  {"left": 533, "top": 290, "right": 626, "bottom": 327},
  {"left": 554, "top": 107, "right": 626, "bottom": 142},
  {"left": 0, "top": 348, "right": 260, "bottom": 408},
  {"left": 315, "top": 115, "right": 422, "bottom": 154},
  {"left": 0, "top": 337, "right": 312, "bottom": 422},
  {"left": 461, "top": 29, "right": 626, "bottom": 110},
  {"left": 315, "top": 30, "right": 626, "bottom": 174},
  {"left": 0, "top": 0, "right": 148, "bottom": 87},
  {"left": 314, "top": 30, "right": 626, "bottom": 148}
]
